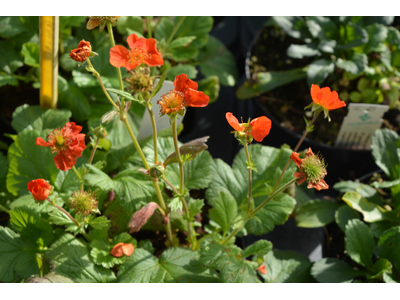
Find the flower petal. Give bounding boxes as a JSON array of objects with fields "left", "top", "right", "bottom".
[
  {"left": 173, "top": 74, "right": 198, "bottom": 94},
  {"left": 35, "top": 137, "right": 52, "bottom": 148},
  {"left": 54, "top": 152, "right": 77, "bottom": 171},
  {"left": 226, "top": 112, "right": 243, "bottom": 132},
  {"left": 290, "top": 152, "right": 302, "bottom": 168},
  {"left": 126, "top": 33, "right": 139, "bottom": 49},
  {"left": 184, "top": 89, "right": 210, "bottom": 107},
  {"left": 308, "top": 179, "right": 329, "bottom": 191},
  {"left": 109, "top": 45, "right": 131, "bottom": 69},
  {"left": 250, "top": 116, "right": 271, "bottom": 142},
  {"left": 304, "top": 147, "right": 314, "bottom": 158},
  {"left": 293, "top": 171, "right": 307, "bottom": 185}
]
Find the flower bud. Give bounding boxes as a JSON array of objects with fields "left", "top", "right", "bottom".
[
  {"left": 93, "top": 125, "right": 108, "bottom": 139},
  {"left": 148, "top": 162, "right": 166, "bottom": 179},
  {"left": 69, "top": 40, "right": 92, "bottom": 62},
  {"left": 69, "top": 190, "right": 100, "bottom": 216},
  {"left": 27, "top": 179, "right": 52, "bottom": 201}
]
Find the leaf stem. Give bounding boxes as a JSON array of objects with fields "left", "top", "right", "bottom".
[
  {"left": 165, "top": 16, "right": 186, "bottom": 49},
  {"left": 172, "top": 118, "right": 195, "bottom": 247},
  {"left": 0, "top": 204, "right": 11, "bottom": 214}
]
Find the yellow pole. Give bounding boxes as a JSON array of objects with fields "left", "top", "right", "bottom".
[{"left": 39, "top": 16, "right": 59, "bottom": 109}]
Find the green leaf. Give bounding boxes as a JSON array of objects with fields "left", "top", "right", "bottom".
[
  {"left": 46, "top": 233, "right": 116, "bottom": 282},
  {"left": 335, "top": 53, "right": 368, "bottom": 74},
  {"left": 236, "top": 68, "right": 306, "bottom": 99},
  {"left": 173, "top": 16, "right": 213, "bottom": 49},
  {"left": 342, "top": 192, "right": 388, "bottom": 223},
  {"left": 167, "top": 46, "right": 198, "bottom": 62},
  {"left": 198, "top": 36, "right": 238, "bottom": 86},
  {"left": 369, "top": 258, "right": 392, "bottom": 279},
  {"left": 363, "top": 23, "right": 388, "bottom": 53},
  {"left": 0, "top": 226, "right": 41, "bottom": 282},
  {"left": 88, "top": 216, "right": 110, "bottom": 230},
  {"left": 168, "top": 36, "right": 196, "bottom": 49},
  {"left": 11, "top": 104, "right": 71, "bottom": 133},
  {"left": 337, "top": 23, "right": 368, "bottom": 50},
  {"left": 9, "top": 194, "right": 63, "bottom": 213},
  {"left": 21, "top": 42, "right": 39, "bottom": 67},
  {"left": 57, "top": 82, "right": 91, "bottom": 122},
  {"left": 0, "top": 16, "right": 28, "bottom": 38},
  {"left": 335, "top": 204, "right": 360, "bottom": 232},
  {"left": 168, "top": 197, "right": 182, "bottom": 211},
  {"left": 295, "top": 199, "right": 341, "bottom": 228},
  {"left": 106, "top": 88, "right": 142, "bottom": 103},
  {"left": 166, "top": 64, "right": 197, "bottom": 81},
  {"left": 164, "top": 136, "right": 209, "bottom": 166},
  {"left": 272, "top": 16, "right": 311, "bottom": 41},
  {"left": 383, "top": 272, "right": 399, "bottom": 283},
  {"left": 311, "top": 257, "right": 366, "bottom": 283},
  {"left": 48, "top": 209, "right": 79, "bottom": 234},
  {"left": 370, "top": 221, "right": 395, "bottom": 238},
  {"left": 137, "top": 239, "right": 155, "bottom": 254},
  {"left": 287, "top": 44, "right": 320, "bottom": 59},
  {"left": 345, "top": 219, "right": 375, "bottom": 270},
  {"left": 197, "top": 75, "right": 220, "bottom": 103},
  {"left": 261, "top": 250, "right": 312, "bottom": 283},
  {"left": 116, "top": 16, "right": 144, "bottom": 35},
  {"left": 241, "top": 240, "right": 272, "bottom": 258},
  {"left": 0, "top": 40, "right": 24, "bottom": 74},
  {"left": 209, "top": 192, "right": 238, "bottom": 236},
  {"left": 188, "top": 198, "right": 204, "bottom": 220},
  {"left": 59, "top": 16, "right": 86, "bottom": 31},
  {"left": 6, "top": 129, "right": 61, "bottom": 196},
  {"left": 0, "top": 73, "right": 18, "bottom": 87},
  {"left": 118, "top": 247, "right": 218, "bottom": 283},
  {"left": 199, "top": 238, "right": 260, "bottom": 283},
  {"left": 306, "top": 58, "right": 335, "bottom": 86},
  {"left": 377, "top": 226, "right": 400, "bottom": 271},
  {"left": 10, "top": 206, "right": 53, "bottom": 247}
]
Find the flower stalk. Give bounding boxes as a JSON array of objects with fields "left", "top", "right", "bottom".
[{"left": 244, "top": 143, "right": 253, "bottom": 214}]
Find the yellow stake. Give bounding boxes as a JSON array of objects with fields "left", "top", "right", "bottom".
[{"left": 39, "top": 16, "right": 59, "bottom": 109}]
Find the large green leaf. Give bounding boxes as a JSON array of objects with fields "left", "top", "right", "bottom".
[
  {"left": 335, "top": 53, "right": 368, "bottom": 75},
  {"left": 241, "top": 239, "right": 273, "bottom": 258},
  {"left": 58, "top": 82, "right": 91, "bottom": 122},
  {"left": 335, "top": 204, "right": 360, "bottom": 232},
  {"left": 337, "top": 23, "right": 368, "bottom": 50},
  {"left": 10, "top": 206, "right": 53, "bottom": 247},
  {"left": 199, "top": 238, "right": 260, "bottom": 283},
  {"left": 306, "top": 58, "right": 334, "bottom": 86},
  {"left": 115, "top": 16, "right": 144, "bottom": 35},
  {"left": 311, "top": 257, "right": 366, "bottom": 283},
  {"left": 0, "top": 40, "right": 24, "bottom": 74},
  {"left": 260, "top": 250, "right": 312, "bottom": 283},
  {"left": 0, "top": 16, "right": 29, "bottom": 38},
  {"left": 198, "top": 36, "right": 238, "bottom": 86},
  {"left": 6, "top": 129, "right": 61, "bottom": 196},
  {"left": 345, "top": 219, "right": 375, "bottom": 270},
  {"left": 377, "top": 226, "right": 400, "bottom": 271},
  {"left": 21, "top": 42, "right": 39, "bottom": 67},
  {"left": 236, "top": 68, "right": 306, "bottom": 100},
  {"left": 287, "top": 44, "right": 321, "bottom": 59},
  {"left": 363, "top": 23, "right": 388, "bottom": 53},
  {"left": 0, "top": 226, "right": 39, "bottom": 282},
  {"left": 295, "top": 199, "right": 341, "bottom": 228},
  {"left": 11, "top": 104, "right": 71, "bottom": 133},
  {"left": 209, "top": 191, "right": 237, "bottom": 236},
  {"left": 173, "top": 16, "right": 213, "bottom": 49},
  {"left": 272, "top": 16, "right": 312, "bottom": 41},
  {"left": 118, "top": 247, "right": 218, "bottom": 283},
  {"left": 46, "top": 233, "right": 116, "bottom": 283}
]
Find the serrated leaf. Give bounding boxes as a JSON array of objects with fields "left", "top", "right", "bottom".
[
  {"left": 260, "top": 250, "right": 312, "bottom": 283},
  {"left": 311, "top": 257, "right": 366, "bottom": 283},
  {"left": 188, "top": 198, "right": 204, "bottom": 219},
  {"left": 10, "top": 206, "right": 53, "bottom": 247},
  {"left": 241, "top": 240, "right": 272, "bottom": 258},
  {"left": 295, "top": 199, "right": 341, "bottom": 228},
  {"left": 0, "top": 226, "right": 39, "bottom": 282},
  {"left": 46, "top": 233, "right": 116, "bottom": 282},
  {"left": 345, "top": 219, "right": 374, "bottom": 270},
  {"left": 118, "top": 247, "right": 218, "bottom": 283},
  {"left": 88, "top": 216, "right": 110, "bottom": 230},
  {"left": 209, "top": 191, "right": 237, "bottom": 236},
  {"left": 9, "top": 194, "right": 63, "bottom": 213},
  {"left": 106, "top": 88, "right": 141, "bottom": 103},
  {"left": 137, "top": 239, "right": 155, "bottom": 254},
  {"left": 168, "top": 197, "right": 182, "bottom": 212},
  {"left": 335, "top": 204, "right": 360, "bottom": 232}
]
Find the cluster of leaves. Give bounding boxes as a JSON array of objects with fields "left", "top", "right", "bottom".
[
  {"left": 237, "top": 16, "right": 400, "bottom": 109},
  {"left": 293, "top": 128, "right": 400, "bottom": 283}
]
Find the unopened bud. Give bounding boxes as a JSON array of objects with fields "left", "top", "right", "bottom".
[
  {"left": 93, "top": 125, "right": 108, "bottom": 139},
  {"left": 69, "top": 40, "right": 92, "bottom": 62},
  {"left": 148, "top": 163, "right": 166, "bottom": 179}
]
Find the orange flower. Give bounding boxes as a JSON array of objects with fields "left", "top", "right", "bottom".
[
  {"left": 290, "top": 148, "right": 328, "bottom": 191},
  {"left": 157, "top": 74, "right": 210, "bottom": 116},
  {"left": 69, "top": 40, "right": 92, "bottom": 62},
  {"left": 310, "top": 84, "right": 346, "bottom": 111},
  {"left": 27, "top": 179, "right": 51, "bottom": 201},
  {"left": 110, "top": 243, "right": 135, "bottom": 257},
  {"left": 109, "top": 34, "right": 164, "bottom": 70},
  {"left": 36, "top": 122, "right": 86, "bottom": 171},
  {"left": 257, "top": 265, "right": 267, "bottom": 274},
  {"left": 226, "top": 112, "right": 271, "bottom": 142}
]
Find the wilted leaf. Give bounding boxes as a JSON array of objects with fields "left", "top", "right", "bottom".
[
  {"left": 128, "top": 202, "right": 162, "bottom": 233},
  {"left": 164, "top": 136, "right": 209, "bottom": 166}
]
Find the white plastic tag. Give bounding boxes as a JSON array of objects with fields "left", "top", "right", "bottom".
[
  {"left": 334, "top": 103, "right": 389, "bottom": 149},
  {"left": 137, "top": 80, "right": 183, "bottom": 141}
]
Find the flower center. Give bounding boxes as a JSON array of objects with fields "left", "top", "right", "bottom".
[
  {"left": 301, "top": 154, "right": 326, "bottom": 183},
  {"left": 55, "top": 135, "right": 64, "bottom": 148},
  {"left": 47, "top": 129, "right": 70, "bottom": 153},
  {"left": 157, "top": 91, "right": 186, "bottom": 116},
  {"left": 130, "top": 47, "right": 149, "bottom": 64}
]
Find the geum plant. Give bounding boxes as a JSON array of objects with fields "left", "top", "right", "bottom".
[{"left": 0, "top": 19, "right": 346, "bottom": 283}]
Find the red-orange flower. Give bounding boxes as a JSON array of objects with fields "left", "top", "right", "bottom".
[
  {"left": 310, "top": 84, "right": 346, "bottom": 111},
  {"left": 257, "top": 265, "right": 267, "bottom": 274},
  {"left": 36, "top": 122, "right": 86, "bottom": 171},
  {"left": 27, "top": 179, "right": 51, "bottom": 201},
  {"left": 226, "top": 112, "right": 271, "bottom": 142},
  {"left": 69, "top": 40, "right": 92, "bottom": 62},
  {"left": 290, "top": 148, "right": 328, "bottom": 191},
  {"left": 110, "top": 243, "right": 135, "bottom": 257},
  {"left": 157, "top": 74, "right": 210, "bottom": 116},
  {"left": 109, "top": 34, "right": 164, "bottom": 70}
]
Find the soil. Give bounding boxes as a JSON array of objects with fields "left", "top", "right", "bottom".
[{"left": 248, "top": 25, "right": 400, "bottom": 146}]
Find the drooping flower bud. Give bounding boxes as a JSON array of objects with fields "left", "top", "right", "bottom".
[
  {"left": 69, "top": 40, "right": 92, "bottom": 62},
  {"left": 69, "top": 190, "right": 100, "bottom": 216},
  {"left": 148, "top": 162, "right": 166, "bottom": 180}
]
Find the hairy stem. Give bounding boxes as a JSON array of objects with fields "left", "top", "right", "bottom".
[
  {"left": 146, "top": 16, "right": 152, "bottom": 38},
  {"left": 106, "top": 21, "right": 125, "bottom": 93},
  {"left": 147, "top": 105, "right": 158, "bottom": 164},
  {"left": 172, "top": 118, "right": 195, "bottom": 246},
  {"left": 244, "top": 143, "right": 252, "bottom": 214}
]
